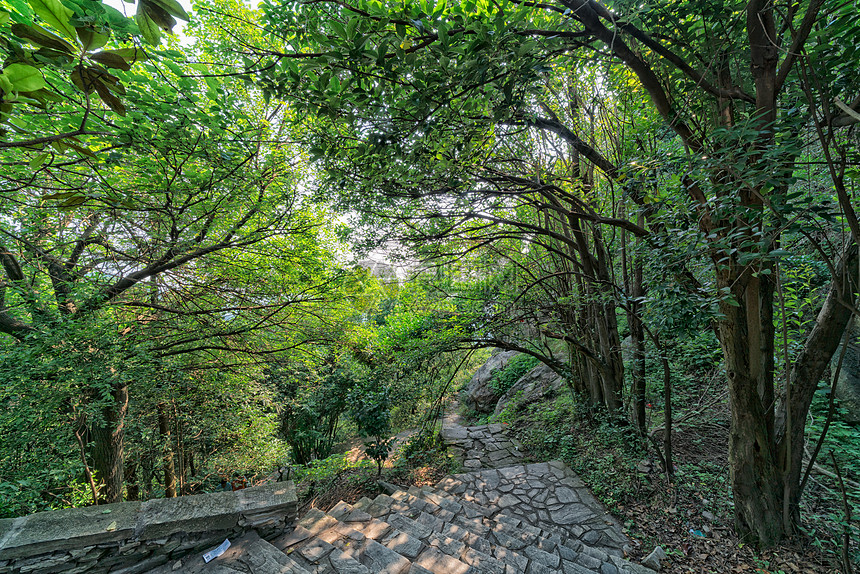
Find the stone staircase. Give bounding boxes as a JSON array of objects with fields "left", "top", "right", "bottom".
[{"left": 162, "top": 462, "right": 654, "bottom": 574}]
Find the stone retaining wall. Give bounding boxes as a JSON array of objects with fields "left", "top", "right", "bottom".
[{"left": 0, "top": 481, "right": 297, "bottom": 574}]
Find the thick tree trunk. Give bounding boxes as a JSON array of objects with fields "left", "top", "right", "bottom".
[
  {"left": 90, "top": 381, "right": 128, "bottom": 504},
  {"left": 719, "top": 270, "right": 785, "bottom": 546}
]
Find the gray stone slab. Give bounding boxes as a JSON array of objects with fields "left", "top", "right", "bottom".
[
  {"left": 460, "top": 546, "right": 507, "bottom": 572},
  {"left": 328, "top": 548, "right": 371, "bottom": 574},
  {"left": 272, "top": 526, "right": 312, "bottom": 550},
  {"left": 298, "top": 538, "right": 335, "bottom": 563},
  {"left": 0, "top": 502, "right": 141, "bottom": 560},
  {"left": 563, "top": 559, "right": 597, "bottom": 574},
  {"left": 550, "top": 505, "right": 595, "bottom": 526},
  {"left": 382, "top": 531, "right": 423, "bottom": 559},
  {"left": 237, "top": 482, "right": 297, "bottom": 518},
  {"left": 138, "top": 491, "right": 238, "bottom": 539},
  {"left": 441, "top": 426, "right": 469, "bottom": 440},
  {"left": 351, "top": 518, "right": 391, "bottom": 541},
  {"left": 575, "top": 551, "right": 604, "bottom": 570},
  {"left": 492, "top": 544, "right": 528, "bottom": 571},
  {"left": 0, "top": 519, "right": 15, "bottom": 547},
  {"left": 359, "top": 539, "right": 411, "bottom": 574},
  {"left": 415, "top": 546, "right": 470, "bottom": 574},
  {"left": 524, "top": 544, "right": 561, "bottom": 568}
]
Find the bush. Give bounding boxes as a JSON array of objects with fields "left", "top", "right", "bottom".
[{"left": 489, "top": 354, "right": 540, "bottom": 395}]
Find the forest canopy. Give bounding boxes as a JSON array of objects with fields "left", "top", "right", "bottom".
[{"left": 1, "top": 0, "right": 858, "bottom": 564}]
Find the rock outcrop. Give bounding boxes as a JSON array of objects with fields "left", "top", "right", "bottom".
[
  {"left": 463, "top": 350, "right": 519, "bottom": 414},
  {"left": 494, "top": 361, "right": 567, "bottom": 417}
]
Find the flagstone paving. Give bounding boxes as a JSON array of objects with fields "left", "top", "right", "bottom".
[
  {"left": 440, "top": 423, "right": 527, "bottom": 469},
  {"left": 160, "top": 416, "right": 655, "bottom": 573}
]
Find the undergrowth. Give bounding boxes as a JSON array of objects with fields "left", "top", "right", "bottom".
[
  {"left": 292, "top": 429, "right": 458, "bottom": 511},
  {"left": 500, "top": 372, "right": 851, "bottom": 571}
]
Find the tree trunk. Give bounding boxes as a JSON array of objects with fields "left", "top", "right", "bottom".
[
  {"left": 719, "top": 273, "right": 785, "bottom": 545},
  {"left": 631, "top": 240, "right": 646, "bottom": 435},
  {"left": 158, "top": 402, "right": 177, "bottom": 498},
  {"left": 90, "top": 381, "right": 128, "bottom": 504},
  {"left": 126, "top": 460, "right": 139, "bottom": 501}
]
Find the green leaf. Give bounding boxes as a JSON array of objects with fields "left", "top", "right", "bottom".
[
  {"left": 27, "top": 0, "right": 77, "bottom": 41},
  {"left": 29, "top": 152, "right": 48, "bottom": 169},
  {"left": 143, "top": 2, "right": 176, "bottom": 32},
  {"left": 135, "top": 5, "right": 161, "bottom": 45},
  {"left": 93, "top": 76, "right": 126, "bottom": 115},
  {"left": 103, "top": 47, "right": 148, "bottom": 62},
  {"left": 57, "top": 194, "right": 87, "bottom": 208},
  {"left": 0, "top": 75, "right": 12, "bottom": 96},
  {"left": 2, "top": 63, "right": 47, "bottom": 92},
  {"left": 0, "top": 11, "right": 10, "bottom": 25},
  {"left": 148, "top": 0, "right": 190, "bottom": 21},
  {"left": 91, "top": 51, "right": 132, "bottom": 70},
  {"left": 77, "top": 26, "right": 109, "bottom": 51},
  {"left": 437, "top": 22, "right": 448, "bottom": 45},
  {"left": 329, "top": 20, "right": 347, "bottom": 41},
  {"left": 11, "top": 22, "right": 76, "bottom": 53},
  {"left": 768, "top": 249, "right": 792, "bottom": 258}
]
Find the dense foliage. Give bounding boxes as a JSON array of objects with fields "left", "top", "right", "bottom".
[{"left": 1, "top": 0, "right": 858, "bottom": 567}]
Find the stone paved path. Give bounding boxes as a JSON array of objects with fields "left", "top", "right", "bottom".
[
  {"left": 440, "top": 423, "right": 527, "bottom": 469},
  {"left": 438, "top": 412, "right": 632, "bottom": 558},
  {"left": 168, "top": 407, "right": 656, "bottom": 573},
  {"left": 436, "top": 461, "right": 629, "bottom": 556}
]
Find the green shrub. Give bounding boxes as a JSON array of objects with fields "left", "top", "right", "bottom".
[
  {"left": 290, "top": 453, "right": 373, "bottom": 483},
  {"left": 489, "top": 354, "right": 540, "bottom": 395}
]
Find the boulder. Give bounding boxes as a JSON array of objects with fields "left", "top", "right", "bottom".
[
  {"left": 494, "top": 360, "right": 566, "bottom": 416},
  {"left": 463, "top": 350, "right": 519, "bottom": 413},
  {"left": 833, "top": 324, "right": 860, "bottom": 425},
  {"left": 642, "top": 546, "right": 667, "bottom": 571}
]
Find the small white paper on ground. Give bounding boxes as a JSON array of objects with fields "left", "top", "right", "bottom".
[{"left": 202, "top": 539, "right": 231, "bottom": 563}]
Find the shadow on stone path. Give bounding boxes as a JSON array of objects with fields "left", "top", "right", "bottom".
[{"left": 438, "top": 406, "right": 634, "bottom": 559}]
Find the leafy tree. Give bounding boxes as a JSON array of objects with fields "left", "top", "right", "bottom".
[
  {"left": 265, "top": 356, "right": 356, "bottom": 465},
  {"left": 350, "top": 383, "right": 392, "bottom": 476},
  {"left": 237, "top": 0, "right": 860, "bottom": 546},
  {"left": 1, "top": 0, "right": 188, "bottom": 149},
  {"left": 0, "top": 47, "right": 335, "bottom": 503}
]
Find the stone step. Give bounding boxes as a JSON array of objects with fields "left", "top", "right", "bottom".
[
  {"left": 273, "top": 504, "right": 468, "bottom": 574},
  {"left": 270, "top": 509, "right": 369, "bottom": 574},
  {"left": 396, "top": 488, "right": 608, "bottom": 573},
  {"left": 267, "top": 458, "right": 656, "bottom": 574},
  {"left": 321, "top": 498, "right": 519, "bottom": 573},
  {"left": 330, "top": 494, "right": 582, "bottom": 574},
  {"left": 330, "top": 500, "right": 476, "bottom": 574},
  {"left": 149, "top": 530, "right": 311, "bottom": 574}
]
